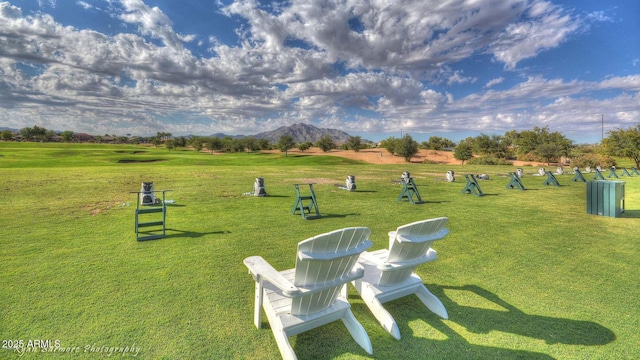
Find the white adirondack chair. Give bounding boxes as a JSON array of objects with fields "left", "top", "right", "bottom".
[
  {"left": 352, "top": 217, "right": 449, "bottom": 340},
  {"left": 243, "top": 227, "right": 374, "bottom": 360}
]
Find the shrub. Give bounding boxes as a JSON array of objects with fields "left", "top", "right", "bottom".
[
  {"left": 467, "top": 156, "right": 513, "bottom": 166},
  {"left": 572, "top": 153, "right": 616, "bottom": 169}
]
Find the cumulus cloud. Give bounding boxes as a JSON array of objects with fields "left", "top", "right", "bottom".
[{"left": 0, "top": 0, "right": 637, "bottom": 140}]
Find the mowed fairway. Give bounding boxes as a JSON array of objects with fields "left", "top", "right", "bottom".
[{"left": 1, "top": 142, "right": 639, "bottom": 359}]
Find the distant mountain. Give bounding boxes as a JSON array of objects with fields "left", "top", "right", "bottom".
[
  {"left": 208, "top": 133, "right": 245, "bottom": 139},
  {"left": 253, "top": 123, "right": 354, "bottom": 144}
]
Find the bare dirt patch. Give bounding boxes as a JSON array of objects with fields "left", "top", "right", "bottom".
[{"left": 264, "top": 148, "right": 544, "bottom": 167}]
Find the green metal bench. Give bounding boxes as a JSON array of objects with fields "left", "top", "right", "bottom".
[
  {"left": 398, "top": 177, "right": 424, "bottom": 204},
  {"left": 572, "top": 169, "right": 586, "bottom": 182},
  {"left": 461, "top": 174, "right": 484, "bottom": 196},
  {"left": 505, "top": 172, "right": 525, "bottom": 190},
  {"left": 292, "top": 184, "right": 321, "bottom": 219},
  {"left": 542, "top": 171, "right": 560, "bottom": 186},
  {"left": 132, "top": 190, "right": 171, "bottom": 241}
]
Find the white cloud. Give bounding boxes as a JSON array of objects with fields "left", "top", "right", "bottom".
[
  {"left": 485, "top": 77, "right": 504, "bottom": 88},
  {"left": 0, "top": 0, "right": 637, "bottom": 141},
  {"left": 119, "top": 0, "right": 190, "bottom": 51},
  {"left": 489, "top": 1, "right": 583, "bottom": 69},
  {"left": 76, "top": 1, "right": 93, "bottom": 10}
]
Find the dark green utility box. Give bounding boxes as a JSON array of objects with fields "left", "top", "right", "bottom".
[{"left": 586, "top": 180, "right": 625, "bottom": 217}]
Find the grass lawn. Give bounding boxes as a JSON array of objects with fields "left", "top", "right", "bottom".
[{"left": 1, "top": 142, "right": 639, "bottom": 359}]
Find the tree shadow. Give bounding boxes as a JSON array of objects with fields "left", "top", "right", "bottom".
[{"left": 430, "top": 284, "right": 616, "bottom": 346}]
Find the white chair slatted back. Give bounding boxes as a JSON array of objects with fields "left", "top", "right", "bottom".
[
  {"left": 292, "top": 227, "right": 371, "bottom": 315},
  {"left": 380, "top": 218, "right": 448, "bottom": 286}
]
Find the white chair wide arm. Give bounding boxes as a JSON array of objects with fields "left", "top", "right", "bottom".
[
  {"left": 361, "top": 249, "right": 438, "bottom": 271},
  {"left": 243, "top": 256, "right": 302, "bottom": 298},
  {"left": 395, "top": 228, "right": 449, "bottom": 243}
]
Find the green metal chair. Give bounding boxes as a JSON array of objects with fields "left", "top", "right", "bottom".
[
  {"left": 461, "top": 174, "right": 484, "bottom": 196},
  {"left": 506, "top": 172, "right": 525, "bottom": 190},
  {"left": 542, "top": 171, "right": 560, "bottom": 186},
  {"left": 292, "top": 184, "right": 321, "bottom": 219}
]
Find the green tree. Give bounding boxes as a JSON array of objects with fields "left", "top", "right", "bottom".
[
  {"left": 396, "top": 135, "right": 419, "bottom": 162},
  {"left": 206, "top": 137, "right": 223, "bottom": 153},
  {"left": 421, "top": 136, "right": 455, "bottom": 150},
  {"left": 227, "top": 139, "right": 246, "bottom": 152},
  {"left": 1, "top": 130, "right": 13, "bottom": 141},
  {"left": 602, "top": 125, "right": 640, "bottom": 169},
  {"left": 243, "top": 137, "right": 260, "bottom": 152},
  {"left": 149, "top": 136, "right": 162, "bottom": 148},
  {"left": 379, "top": 137, "right": 399, "bottom": 155},
  {"left": 189, "top": 137, "right": 204, "bottom": 153},
  {"left": 454, "top": 141, "right": 474, "bottom": 165},
  {"left": 165, "top": 139, "right": 175, "bottom": 152},
  {"left": 174, "top": 136, "right": 187, "bottom": 148},
  {"left": 316, "top": 135, "right": 335, "bottom": 152},
  {"left": 514, "top": 126, "right": 572, "bottom": 161},
  {"left": 345, "top": 136, "right": 363, "bottom": 152},
  {"left": 536, "top": 143, "right": 563, "bottom": 165},
  {"left": 60, "top": 131, "right": 74, "bottom": 142},
  {"left": 19, "top": 127, "right": 34, "bottom": 141},
  {"left": 472, "top": 134, "right": 509, "bottom": 158},
  {"left": 278, "top": 135, "right": 296, "bottom": 157},
  {"left": 297, "top": 142, "right": 312, "bottom": 152},
  {"left": 31, "top": 125, "right": 47, "bottom": 141},
  {"left": 257, "top": 138, "right": 271, "bottom": 150}
]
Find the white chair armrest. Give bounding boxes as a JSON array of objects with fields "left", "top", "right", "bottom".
[
  {"left": 243, "top": 256, "right": 302, "bottom": 297},
  {"left": 395, "top": 228, "right": 449, "bottom": 243},
  {"left": 361, "top": 249, "right": 438, "bottom": 271}
]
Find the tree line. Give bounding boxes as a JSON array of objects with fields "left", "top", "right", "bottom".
[
  {"left": 4, "top": 124, "right": 640, "bottom": 168},
  {"left": 378, "top": 125, "right": 640, "bottom": 168}
]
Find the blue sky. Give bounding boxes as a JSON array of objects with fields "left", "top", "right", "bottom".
[{"left": 0, "top": 0, "right": 638, "bottom": 143}]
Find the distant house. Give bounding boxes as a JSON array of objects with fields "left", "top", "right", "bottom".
[{"left": 73, "top": 133, "right": 95, "bottom": 142}]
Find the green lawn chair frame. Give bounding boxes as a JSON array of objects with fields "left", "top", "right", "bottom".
[
  {"left": 631, "top": 167, "right": 640, "bottom": 175},
  {"left": 592, "top": 169, "right": 605, "bottom": 180},
  {"left": 506, "top": 172, "right": 525, "bottom": 190},
  {"left": 131, "top": 189, "right": 171, "bottom": 241},
  {"left": 542, "top": 171, "right": 560, "bottom": 186},
  {"left": 572, "top": 169, "right": 586, "bottom": 182},
  {"left": 461, "top": 174, "right": 484, "bottom": 196},
  {"left": 607, "top": 168, "right": 619, "bottom": 179},
  {"left": 292, "top": 184, "right": 321, "bottom": 219},
  {"left": 620, "top": 168, "right": 632, "bottom": 177},
  {"left": 398, "top": 177, "right": 424, "bottom": 204}
]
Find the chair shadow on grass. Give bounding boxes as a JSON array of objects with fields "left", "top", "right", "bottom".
[
  {"left": 163, "top": 228, "right": 230, "bottom": 239},
  {"left": 430, "top": 284, "right": 616, "bottom": 346},
  {"left": 291, "top": 283, "right": 615, "bottom": 360},
  {"left": 291, "top": 288, "right": 559, "bottom": 360}
]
